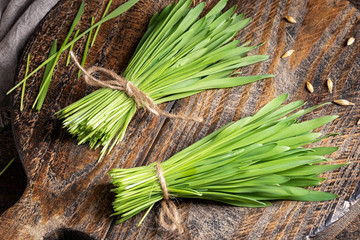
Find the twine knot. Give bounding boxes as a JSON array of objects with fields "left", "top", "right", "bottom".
[
  {"left": 155, "top": 163, "right": 183, "bottom": 233},
  {"left": 70, "top": 51, "right": 203, "bottom": 122}
]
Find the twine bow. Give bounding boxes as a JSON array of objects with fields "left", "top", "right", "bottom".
[
  {"left": 155, "top": 163, "right": 183, "bottom": 233},
  {"left": 70, "top": 51, "right": 202, "bottom": 122}
]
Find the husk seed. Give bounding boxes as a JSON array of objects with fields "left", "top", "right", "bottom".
[
  {"left": 284, "top": 16, "right": 296, "bottom": 23},
  {"left": 326, "top": 78, "right": 333, "bottom": 93},
  {"left": 347, "top": 37, "right": 355, "bottom": 46},
  {"left": 306, "top": 82, "right": 314, "bottom": 93},
  {"left": 333, "top": 99, "right": 355, "bottom": 106},
  {"left": 282, "top": 50, "right": 295, "bottom": 58}
]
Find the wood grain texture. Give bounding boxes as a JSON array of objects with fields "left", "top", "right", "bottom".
[{"left": 0, "top": 0, "right": 359, "bottom": 239}]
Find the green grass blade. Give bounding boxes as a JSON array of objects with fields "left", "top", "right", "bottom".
[
  {"left": 0, "top": 158, "right": 15, "bottom": 176},
  {"left": 287, "top": 190, "right": 338, "bottom": 201},
  {"left": 20, "top": 54, "right": 31, "bottom": 111},
  {"left": 78, "top": 17, "right": 94, "bottom": 79},
  {"left": 66, "top": 29, "right": 80, "bottom": 66},
  {"left": 35, "top": 39, "right": 58, "bottom": 110},
  {"left": 91, "top": 0, "right": 113, "bottom": 47},
  {"left": 279, "top": 163, "right": 349, "bottom": 176}
]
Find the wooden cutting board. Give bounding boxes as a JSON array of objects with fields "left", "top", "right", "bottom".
[{"left": 0, "top": 0, "right": 359, "bottom": 239}]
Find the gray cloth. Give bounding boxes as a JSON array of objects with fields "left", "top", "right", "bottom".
[{"left": 0, "top": 0, "right": 59, "bottom": 126}]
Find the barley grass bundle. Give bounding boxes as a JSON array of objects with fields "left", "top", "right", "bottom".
[
  {"left": 7, "top": 0, "right": 140, "bottom": 108},
  {"left": 57, "top": 0, "right": 273, "bottom": 159},
  {"left": 109, "top": 94, "right": 347, "bottom": 232}
]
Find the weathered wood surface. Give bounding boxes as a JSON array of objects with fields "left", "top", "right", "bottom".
[{"left": 0, "top": 0, "right": 359, "bottom": 239}]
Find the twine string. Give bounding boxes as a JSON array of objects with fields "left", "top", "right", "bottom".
[
  {"left": 155, "top": 163, "right": 183, "bottom": 233},
  {"left": 70, "top": 51, "right": 203, "bottom": 122}
]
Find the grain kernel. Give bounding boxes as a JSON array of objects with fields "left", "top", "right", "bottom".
[
  {"left": 306, "top": 82, "right": 314, "bottom": 93},
  {"left": 284, "top": 16, "right": 296, "bottom": 23},
  {"left": 326, "top": 78, "right": 333, "bottom": 93},
  {"left": 347, "top": 37, "right": 355, "bottom": 46},
  {"left": 333, "top": 99, "right": 355, "bottom": 106},
  {"left": 281, "top": 49, "right": 295, "bottom": 58}
]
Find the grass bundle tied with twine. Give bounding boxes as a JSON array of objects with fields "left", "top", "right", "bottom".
[
  {"left": 57, "top": 0, "right": 273, "bottom": 159},
  {"left": 109, "top": 94, "right": 347, "bottom": 232},
  {"left": 7, "top": 0, "right": 140, "bottom": 109}
]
